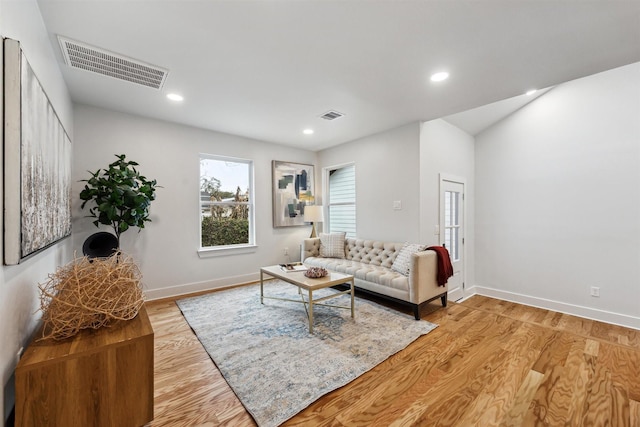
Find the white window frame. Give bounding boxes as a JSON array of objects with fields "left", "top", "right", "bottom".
[
  {"left": 323, "top": 162, "right": 356, "bottom": 238},
  {"left": 198, "top": 154, "right": 257, "bottom": 257}
]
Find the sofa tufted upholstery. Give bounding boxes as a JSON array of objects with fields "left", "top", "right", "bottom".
[{"left": 302, "top": 237, "right": 448, "bottom": 319}]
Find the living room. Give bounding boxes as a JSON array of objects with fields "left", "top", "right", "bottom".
[{"left": 1, "top": 1, "right": 639, "bottom": 425}]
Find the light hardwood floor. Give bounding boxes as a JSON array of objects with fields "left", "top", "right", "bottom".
[{"left": 146, "top": 292, "right": 640, "bottom": 426}]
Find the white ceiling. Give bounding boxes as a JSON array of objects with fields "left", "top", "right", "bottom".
[
  {"left": 36, "top": 0, "right": 640, "bottom": 151},
  {"left": 443, "top": 87, "right": 552, "bottom": 136}
]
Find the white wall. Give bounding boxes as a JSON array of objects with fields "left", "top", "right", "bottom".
[
  {"left": 419, "top": 119, "right": 476, "bottom": 293},
  {"left": 72, "top": 105, "right": 317, "bottom": 299},
  {"left": 475, "top": 62, "right": 640, "bottom": 328},
  {"left": 316, "top": 123, "right": 421, "bottom": 242},
  {"left": 0, "top": 0, "right": 74, "bottom": 421}
]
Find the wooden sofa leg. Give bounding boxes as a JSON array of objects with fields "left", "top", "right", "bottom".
[
  {"left": 441, "top": 293, "right": 448, "bottom": 307},
  {"left": 413, "top": 304, "right": 421, "bottom": 320}
]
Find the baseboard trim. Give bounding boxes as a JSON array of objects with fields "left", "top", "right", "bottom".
[
  {"left": 465, "top": 285, "right": 640, "bottom": 330},
  {"left": 145, "top": 272, "right": 260, "bottom": 301},
  {"left": 456, "top": 292, "right": 476, "bottom": 304},
  {"left": 146, "top": 279, "right": 640, "bottom": 330}
]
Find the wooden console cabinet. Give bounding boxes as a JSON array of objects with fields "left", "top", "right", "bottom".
[{"left": 15, "top": 305, "right": 154, "bottom": 427}]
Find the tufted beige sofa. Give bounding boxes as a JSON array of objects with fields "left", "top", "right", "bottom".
[{"left": 301, "top": 237, "right": 448, "bottom": 319}]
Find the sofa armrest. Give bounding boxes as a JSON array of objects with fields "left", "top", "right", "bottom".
[
  {"left": 407, "top": 250, "right": 447, "bottom": 304},
  {"left": 301, "top": 237, "right": 321, "bottom": 261}
]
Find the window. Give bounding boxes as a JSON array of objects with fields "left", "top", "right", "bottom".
[
  {"left": 200, "top": 154, "right": 254, "bottom": 251},
  {"left": 443, "top": 190, "right": 460, "bottom": 261},
  {"left": 327, "top": 164, "right": 356, "bottom": 238}
]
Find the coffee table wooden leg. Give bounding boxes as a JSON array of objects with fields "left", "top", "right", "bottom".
[
  {"left": 308, "top": 289, "right": 314, "bottom": 333},
  {"left": 350, "top": 279, "right": 355, "bottom": 319},
  {"left": 260, "top": 270, "right": 264, "bottom": 304}
]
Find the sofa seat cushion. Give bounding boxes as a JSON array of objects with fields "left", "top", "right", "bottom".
[{"left": 304, "top": 257, "right": 409, "bottom": 292}]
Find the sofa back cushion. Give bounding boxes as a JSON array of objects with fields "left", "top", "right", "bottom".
[{"left": 345, "top": 238, "right": 404, "bottom": 268}]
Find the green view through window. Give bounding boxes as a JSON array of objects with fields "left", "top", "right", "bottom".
[{"left": 200, "top": 154, "right": 254, "bottom": 249}]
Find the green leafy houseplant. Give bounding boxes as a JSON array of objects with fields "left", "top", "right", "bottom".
[{"left": 80, "top": 154, "right": 159, "bottom": 247}]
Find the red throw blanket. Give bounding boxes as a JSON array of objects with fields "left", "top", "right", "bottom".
[{"left": 426, "top": 246, "right": 454, "bottom": 287}]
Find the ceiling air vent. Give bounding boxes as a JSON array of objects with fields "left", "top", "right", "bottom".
[
  {"left": 57, "top": 36, "right": 168, "bottom": 90},
  {"left": 320, "top": 110, "right": 345, "bottom": 120}
]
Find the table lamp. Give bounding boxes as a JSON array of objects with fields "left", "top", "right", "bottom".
[{"left": 304, "top": 205, "right": 324, "bottom": 238}]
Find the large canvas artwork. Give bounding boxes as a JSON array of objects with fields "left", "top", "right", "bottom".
[
  {"left": 272, "top": 161, "right": 315, "bottom": 228},
  {"left": 3, "top": 39, "right": 72, "bottom": 265}
]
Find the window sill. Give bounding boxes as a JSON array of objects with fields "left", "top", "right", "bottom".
[{"left": 197, "top": 244, "right": 258, "bottom": 258}]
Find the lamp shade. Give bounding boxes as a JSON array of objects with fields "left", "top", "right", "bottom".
[{"left": 304, "top": 205, "right": 324, "bottom": 223}]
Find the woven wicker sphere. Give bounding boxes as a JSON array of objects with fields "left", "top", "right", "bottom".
[{"left": 38, "top": 252, "right": 144, "bottom": 341}]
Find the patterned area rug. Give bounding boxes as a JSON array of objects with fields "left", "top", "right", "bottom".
[{"left": 177, "top": 281, "right": 438, "bottom": 427}]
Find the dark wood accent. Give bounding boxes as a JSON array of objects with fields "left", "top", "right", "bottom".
[{"left": 15, "top": 306, "right": 154, "bottom": 427}]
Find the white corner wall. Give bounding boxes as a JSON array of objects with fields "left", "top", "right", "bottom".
[
  {"left": 419, "top": 119, "right": 476, "bottom": 294},
  {"left": 316, "top": 123, "right": 421, "bottom": 242},
  {"left": 72, "top": 105, "right": 317, "bottom": 300},
  {"left": 475, "top": 62, "right": 640, "bottom": 329},
  {"left": 0, "top": 0, "right": 74, "bottom": 421}
]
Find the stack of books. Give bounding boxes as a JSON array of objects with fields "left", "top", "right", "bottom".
[{"left": 279, "top": 263, "right": 308, "bottom": 272}]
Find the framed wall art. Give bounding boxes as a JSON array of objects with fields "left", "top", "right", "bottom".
[
  {"left": 3, "top": 38, "right": 72, "bottom": 265},
  {"left": 272, "top": 160, "right": 315, "bottom": 228}
]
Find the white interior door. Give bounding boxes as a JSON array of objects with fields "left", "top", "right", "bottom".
[{"left": 440, "top": 176, "right": 465, "bottom": 302}]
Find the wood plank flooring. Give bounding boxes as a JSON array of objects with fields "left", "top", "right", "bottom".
[{"left": 146, "top": 293, "right": 640, "bottom": 426}]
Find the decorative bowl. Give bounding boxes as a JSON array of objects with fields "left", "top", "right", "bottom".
[{"left": 304, "top": 267, "right": 328, "bottom": 278}]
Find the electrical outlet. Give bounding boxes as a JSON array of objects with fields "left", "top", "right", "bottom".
[
  {"left": 283, "top": 247, "right": 289, "bottom": 256},
  {"left": 590, "top": 286, "right": 600, "bottom": 297}
]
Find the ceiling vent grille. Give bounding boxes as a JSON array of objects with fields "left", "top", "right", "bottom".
[
  {"left": 320, "top": 110, "right": 345, "bottom": 120},
  {"left": 57, "top": 36, "right": 168, "bottom": 90}
]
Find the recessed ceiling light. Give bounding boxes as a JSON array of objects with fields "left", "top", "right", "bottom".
[
  {"left": 303, "top": 129, "right": 314, "bottom": 135},
  {"left": 166, "top": 93, "right": 184, "bottom": 102},
  {"left": 526, "top": 89, "right": 537, "bottom": 96},
  {"left": 430, "top": 72, "right": 449, "bottom": 82}
]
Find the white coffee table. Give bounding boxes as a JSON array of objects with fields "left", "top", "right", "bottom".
[{"left": 260, "top": 265, "right": 355, "bottom": 333}]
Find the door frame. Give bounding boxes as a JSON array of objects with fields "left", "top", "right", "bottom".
[{"left": 439, "top": 173, "right": 466, "bottom": 301}]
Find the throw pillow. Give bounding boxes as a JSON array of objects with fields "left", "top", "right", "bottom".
[
  {"left": 391, "top": 243, "right": 426, "bottom": 276},
  {"left": 319, "top": 232, "right": 346, "bottom": 258}
]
